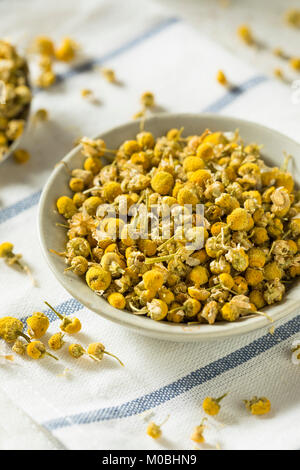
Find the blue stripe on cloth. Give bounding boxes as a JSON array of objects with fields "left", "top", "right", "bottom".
[
  {"left": 0, "top": 74, "right": 265, "bottom": 226},
  {"left": 202, "top": 75, "right": 268, "bottom": 112},
  {"left": 0, "top": 190, "right": 41, "bottom": 225},
  {"left": 43, "top": 313, "right": 300, "bottom": 431},
  {"left": 41, "top": 17, "right": 180, "bottom": 87},
  {"left": 20, "top": 297, "right": 83, "bottom": 325}
]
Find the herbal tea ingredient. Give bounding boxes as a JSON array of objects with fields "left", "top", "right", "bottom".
[
  {"left": 244, "top": 396, "right": 271, "bottom": 415},
  {"left": 53, "top": 128, "right": 300, "bottom": 324},
  {"left": 0, "top": 39, "right": 31, "bottom": 160},
  {"left": 44, "top": 301, "right": 82, "bottom": 334},
  {"left": 146, "top": 415, "right": 169, "bottom": 439},
  {"left": 190, "top": 418, "right": 207, "bottom": 443},
  {"left": 0, "top": 242, "right": 35, "bottom": 284},
  {"left": 26, "top": 340, "right": 58, "bottom": 360},
  {"left": 202, "top": 394, "right": 227, "bottom": 416},
  {"left": 32, "top": 36, "right": 78, "bottom": 88},
  {"left": 26, "top": 312, "right": 49, "bottom": 339}
]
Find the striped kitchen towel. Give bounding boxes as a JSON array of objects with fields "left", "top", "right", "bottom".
[{"left": 0, "top": 0, "right": 300, "bottom": 450}]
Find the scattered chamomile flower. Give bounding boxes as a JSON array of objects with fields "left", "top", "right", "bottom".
[
  {"left": 13, "top": 149, "right": 31, "bottom": 164},
  {"left": 12, "top": 338, "right": 27, "bottom": 355},
  {"left": 0, "top": 316, "right": 30, "bottom": 343},
  {"left": 81, "top": 89, "right": 93, "bottom": 98},
  {"left": 48, "top": 332, "right": 65, "bottom": 351},
  {"left": 87, "top": 342, "right": 124, "bottom": 366},
  {"left": 202, "top": 393, "right": 227, "bottom": 416},
  {"left": 216, "top": 70, "right": 228, "bottom": 86},
  {"left": 141, "top": 91, "right": 155, "bottom": 108},
  {"left": 284, "top": 8, "right": 300, "bottom": 28},
  {"left": 44, "top": 302, "right": 82, "bottom": 334},
  {"left": 291, "top": 339, "right": 300, "bottom": 365},
  {"left": 101, "top": 67, "right": 116, "bottom": 83},
  {"left": 68, "top": 343, "right": 97, "bottom": 361},
  {"left": 190, "top": 418, "right": 207, "bottom": 443},
  {"left": 237, "top": 24, "right": 254, "bottom": 45},
  {"left": 32, "top": 108, "right": 48, "bottom": 123},
  {"left": 27, "top": 340, "right": 58, "bottom": 360},
  {"left": 146, "top": 415, "right": 169, "bottom": 439},
  {"left": 26, "top": 312, "right": 49, "bottom": 339},
  {"left": 55, "top": 37, "right": 78, "bottom": 62},
  {"left": 290, "top": 57, "right": 300, "bottom": 71},
  {"left": 244, "top": 396, "right": 271, "bottom": 415},
  {"left": 273, "top": 68, "right": 284, "bottom": 80},
  {"left": 0, "top": 242, "right": 36, "bottom": 284}
]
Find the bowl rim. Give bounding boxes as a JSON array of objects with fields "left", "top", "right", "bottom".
[{"left": 38, "top": 112, "right": 300, "bottom": 341}]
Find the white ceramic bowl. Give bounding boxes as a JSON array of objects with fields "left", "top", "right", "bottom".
[{"left": 38, "top": 113, "right": 300, "bottom": 342}]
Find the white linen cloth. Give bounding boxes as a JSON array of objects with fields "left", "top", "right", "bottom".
[{"left": 0, "top": 0, "right": 300, "bottom": 451}]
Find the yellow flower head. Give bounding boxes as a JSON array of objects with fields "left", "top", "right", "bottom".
[
  {"left": 151, "top": 171, "right": 174, "bottom": 195},
  {"left": 141, "top": 91, "right": 155, "bottom": 108},
  {"left": 48, "top": 332, "right": 65, "bottom": 351},
  {"left": 244, "top": 396, "right": 271, "bottom": 415},
  {"left": 0, "top": 242, "right": 14, "bottom": 258},
  {"left": 190, "top": 419, "right": 207, "bottom": 443},
  {"left": 27, "top": 312, "right": 50, "bottom": 339},
  {"left": 86, "top": 266, "right": 112, "bottom": 292},
  {"left": 13, "top": 149, "right": 31, "bottom": 164},
  {"left": 202, "top": 394, "right": 227, "bottom": 416},
  {"left": 55, "top": 37, "right": 78, "bottom": 62},
  {"left": 27, "top": 341, "right": 58, "bottom": 360},
  {"left": 69, "top": 343, "right": 85, "bottom": 359},
  {"left": 56, "top": 196, "right": 77, "bottom": 219},
  {"left": 87, "top": 342, "right": 124, "bottom": 366},
  {"left": 108, "top": 292, "right": 126, "bottom": 309},
  {"left": 147, "top": 422, "right": 162, "bottom": 439},
  {"left": 0, "top": 316, "right": 28, "bottom": 343}
]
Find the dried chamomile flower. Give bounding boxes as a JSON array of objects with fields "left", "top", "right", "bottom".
[
  {"left": 55, "top": 37, "right": 78, "bottom": 62},
  {"left": 273, "top": 68, "right": 284, "bottom": 80},
  {"left": 141, "top": 91, "right": 155, "bottom": 108},
  {"left": 26, "top": 312, "right": 49, "bottom": 339},
  {"left": 0, "top": 317, "right": 30, "bottom": 343},
  {"left": 68, "top": 343, "right": 98, "bottom": 361},
  {"left": 202, "top": 393, "right": 227, "bottom": 416},
  {"left": 27, "top": 340, "right": 58, "bottom": 360},
  {"left": 107, "top": 292, "right": 126, "bottom": 309},
  {"left": 36, "top": 69, "right": 56, "bottom": 88},
  {"left": 13, "top": 149, "right": 31, "bottom": 164},
  {"left": 86, "top": 266, "right": 111, "bottom": 292},
  {"left": 244, "top": 396, "right": 271, "bottom": 415},
  {"left": 87, "top": 342, "right": 124, "bottom": 366},
  {"left": 32, "top": 108, "right": 48, "bottom": 123},
  {"left": 101, "top": 67, "right": 116, "bottom": 83},
  {"left": 0, "top": 242, "right": 35, "bottom": 284},
  {"left": 56, "top": 196, "right": 77, "bottom": 219},
  {"left": 55, "top": 129, "right": 300, "bottom": 325},
  {"left": 190, "top": 418, "right": 207, "bottom": 443},
  {"left": 237, "top": 24, "right": 254, "bottom": 45},
  {"left": 32, "top": 36, "right": 55, "bottom": 56},
  {"left": 65, "top": 255, "right": 88, "bottom": 276},
  {"left": 0, "top": 40, "right": 30, "bottom": 159},
  {"left": 290, "top": 57, "right": 300, "bottom": 71},
  {"left": 216, "top": 70, "right": 228, "bottom": 86},
  {"left": 12, "top": 338, "right": 27, "bottom": 355},
  {"left": 146, "top": 415, "right": 169, "bottom": 439},
  {"left": 291, "top": 340, "right": 300, "bottom": 365},
  {"left": 44, "top": 302, "right": 82, "bottom": 334},
  {"left": 284, "top": 9, "right": 300, "bottom": 28},
  {"left": 48, "top": 332, "right": 65, "bottom": 351}
]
